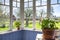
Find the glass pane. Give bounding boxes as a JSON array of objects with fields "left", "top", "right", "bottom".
[
  {"left": 13, "top": 7, "right": 20, "bottom": 29},
  {"left": 13, "top": 1, "right": 16, "bottom": 7},
  {"left": 29, "top": 2, "right": 33, "bottom": 7},
  {"left": 51, "top": 5, "right": 60, "bottom": 29},
  {"left": 0, "top": 6, "right": 10, "bottom": 32},
  {"left": 51, "top": 0, "right": 57, "bottom": 4},
  {"left": 36, "top": 1, "right": 40, "bottom": 6},
  {"left": 17, "top": 0, "right": 20, "bottom": 2},
  {"left": 51, "top": 5, "right": 60, "bottom": 17},
  {"left": 29, "top": 0, "right": 32, "bottom": 1},
  {"left": 24, "top": 0, "right": 28, "bottom": 2},
  {"left": 0, "top": 0, "right": 4, "bottom": 4},
  {"left": 13, "top": 0, "right": 16, "bottom": 2},
  {"left": 24, "top": 2, "right": 28, "bottom": 7},
  {"left": 42, "top": 0, "right": 47, "bottom": 5},
  {"left": 17, "top": 3, "right": 20, "bottom": 7},
  {"left": 36, "top": 6, "right": 47, "bottom": 30},
  {"left": 5, "top": 0, "right": 9, "bottom": 5},
  {"left": 24, "top": 8, "right": 33, "bottom": 29}
]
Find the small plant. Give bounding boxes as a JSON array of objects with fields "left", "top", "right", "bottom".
[
  {"left": 41, "top": 18, "right": 58, "bottom": 30},
  {"left": 41, "top": 18, "right": 58, "bottom": 40},
  {"left": 13, "top": 21, "right": 21, "bottom": 30},
  {"left": 13, "top": 21, "right": 21, "bottom": 27}
]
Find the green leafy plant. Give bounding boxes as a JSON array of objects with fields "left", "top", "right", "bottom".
[
  {"left": 13, "top": 21, "right": 21, "bottom": 27},
  {"left": 41, "top": 19, "right": 58, "bottom": 30}
]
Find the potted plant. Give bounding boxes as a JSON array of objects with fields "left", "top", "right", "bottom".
[
  {"left": 13, "top": 21, "right": 21, "bottom": 30},
  {"left": 41, "top": 18, "right": 58, "bottom": 40}
]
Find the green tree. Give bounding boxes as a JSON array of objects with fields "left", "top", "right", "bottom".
[
  {"left": 24, "top": 8, "right": 33, "bottom": 27},
  {"left": 0, "top": 5, "right": 9, "bottom": 25},
  {"left": 39, "top": 9, "right": 46, "bottom": 23}
]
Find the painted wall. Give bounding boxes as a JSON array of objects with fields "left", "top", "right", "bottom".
[{"left": 0, "top": 30, "right": 42, "bottom": 40}]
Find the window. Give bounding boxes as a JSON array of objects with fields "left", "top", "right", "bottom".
[
  {"left": 29, "top": 0, "right": 32, "bottom": 1},
  {"left": 0, "top": 0, "right": 4, "bottom": 4},
  {"left": 24, "top": 8, "right": 33, "bottom": 29},
  {"left": 51, "top": 0, "right": 57, "bottom": 4},
  {"left": 13, "top": 1, "right": 16, "bottom": 7},
  {"left": 51, "top": 5, "right": 60, "bottom": 17},
  {"left": 24, "top": 2, "right": 28, "bottom": 8},
  {"left": 36, "top": 6, "right": 47, "bottom": 30},
  {"left": 0, "top": 6, "right": 10, "bottom": 31},
  {"left": 29, "top": 2, "right": 33, "bottom": 7},
  {"left": 5, "top": 0, "right": 9, "bottom": 5},
  {"left": 13, "top": 7, "right": 20, "bottom": 29},
  {"left": 24, "top": 0, "right": 28, "bottom": 2},
  {"left": 17, "top": 2, "right": 20, "bottom": 7},
  {"left": 36, "top": 0, "right": 40, "bottom": 6},
  {"left": 42, "top": 0, "right": 47, "bottom": 5},
  {"left": 17, "top": 0, "right": 20, "bottom": 2}
]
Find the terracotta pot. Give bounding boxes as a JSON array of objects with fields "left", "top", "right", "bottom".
[
  {"left": 17, "top": 27, "right": 20, "bottom": 30},
  {"left": 42, "top": 29, "right": 55, "bottom": 40}
]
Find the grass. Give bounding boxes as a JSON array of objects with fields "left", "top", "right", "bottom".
[
  {"left": 0, "top": 27, "right": 8, "bottom": 31},
  {"left": 55, "top": 22, "right": 60, "bottom": 29},
  {"left": 0, "top": 21, "right": 60, "bottom": 31}
]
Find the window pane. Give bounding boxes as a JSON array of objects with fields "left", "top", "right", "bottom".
[
  {"left": 13, "top": 1, "right": 16, "bottom": 7},
  {"left": 29, "top": 2, "right": 33, "bottom": 7},
  {"left": 24, "top": 2, "right": 28, "bottom": 7},
  {"left": 13, "top": 0, "right": 16, "bottom": 2},
  {"left": 51, "top": 5, "right": 60, "bottom": 28},
  {"left": 0, "top": 6, "right": 10, "bottom": 32},
  {"left": 29, "top": 0, "right": 32, "bottom": 1},
  {"left": 13, "top": 7, "right": 20, "bottom": 29},
  {"left": 24, "top": 0, "right": 28, "bottom": 2},
  {"left": 42, "top": 0, "right": 47, "bottom": 5},
  {"left": 36, "top": 6, "right": 47, "bottom": 30},
  {"left": 17, "top": 0, "right": 20, "bottom": 2},
  {"left": 51, "top": 5, "right": 60, "bottom": 17},
  {"left": 5, "top": 0, "right": 9, "bottom": 5},
  {"left": 36, "top": 1, "right": 40, "bottom": 6},
  {"left": 17, "top": 3, "right": 20, "bottom": 7},
  {"left": 0, "top": 0, "right": 4, "bottom": 4},
  {"left": 24, "top": 8, "right": 33, "bottom": 29},
  {"left": 51, "top": 0, "right": 57, "bottom": 4}
]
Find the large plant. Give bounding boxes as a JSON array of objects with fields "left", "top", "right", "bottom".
[
  {"left": 13, "top": 21, "right": 21, "bottom": 27},
  {"left": 41, "top": 19, "right": 58, "bottom": 30}
]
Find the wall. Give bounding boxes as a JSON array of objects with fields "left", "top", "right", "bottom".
[{"left": 0, "top": 30, "right": 42, "bottom": 40}]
